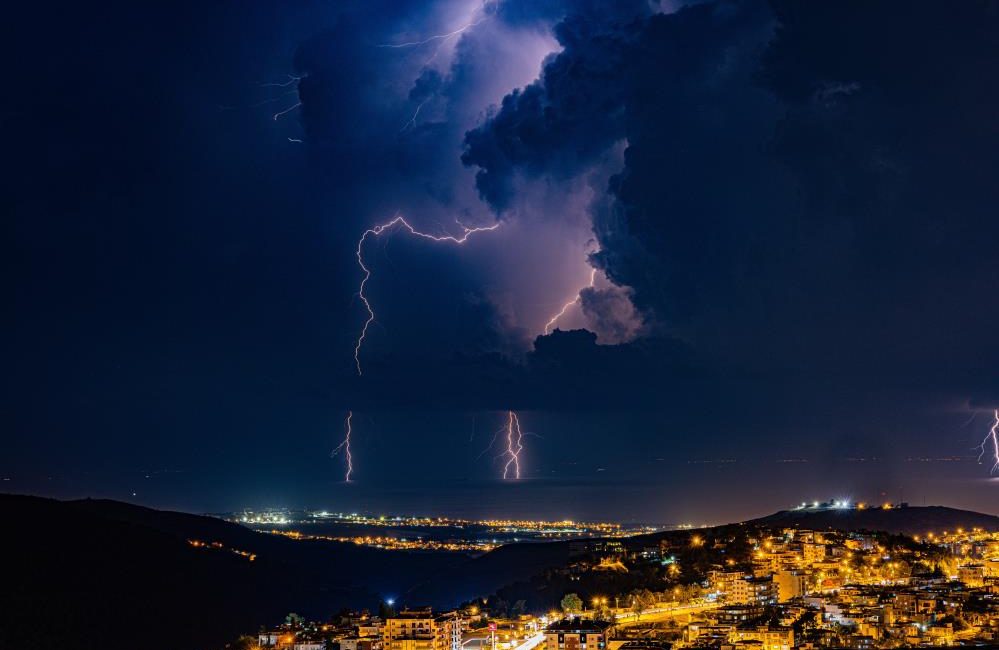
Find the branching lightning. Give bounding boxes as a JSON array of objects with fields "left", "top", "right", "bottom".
[
  {"left": 331, "top": 411, "right": 354, "bottom": 482},
  {"left": 352, "top": 215, "right": 500, "bottom": 376},
  {"left": 503, "top": 411, "right": 524, "bottom": 480},
  {"left": 257, "top": 74, "right": 305, "bottom": 123},
  {"left": 544, "top": 267, "right": 597, "bottom": 334},
  {"left": 260, "top": 74, "right": 302, "bottom": 88},
  {"left": 401, "top": 97, "right": 431, "bottom": 132},
  {"left": 377, "top": 5, "right": 491, "bottom": 132},
  {"left": 978, "top": 408, "right": 999, "bottom": 475}
]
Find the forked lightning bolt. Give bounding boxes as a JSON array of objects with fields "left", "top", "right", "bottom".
[
  {"left": 401, "top": 97, "right": 430, "bottom": 132},
  {"left": 978, "top": 409, "right": 999, "bottom": 475},
  {"left": 331, "top": 411, "right": 354, "bottom": 482},
  {"left": 378, "top": 5, "right": 491, "bottom": 128},
  {"left": 260, "top": 75, "right": 305, "bottom": 121},
  {"left": 544, "top": 268, "right": 597, "bottom": 334},
  {"left": 260, "top": 74, "right": 302, "bottom": 88},
  {"left": 503, "top": 411, "right": 524, "bottom": 480},
  {"left": 352, "top": 215, "right": 500, "bottom": 375}
]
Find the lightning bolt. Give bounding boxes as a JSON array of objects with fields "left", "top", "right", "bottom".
[
  {"left": 258, "top": 74, "right": 305, "bottom": 122},
  {"left": 376, "top": 14, "right": 488, "bottom": 50},
  {"left": 503, "top": 411, "right": 524, "bottom": 480},
  {"left": 331, "top": 411, "right": 354, "bottom": 482},
  {"left": 544, "top": 267, "right": 597, "bottom": 334},
  {"left": 401, "top": 97, "right": 431, "bottom": 132},
  {"left": 272, "top": 101, "right": 302, "bottom": 121},
  {"left": 260, "top": 74, "right": 302, "bottom": 88},
  {"left": 376, "top": 4, "right": 490, "bottom": 69},
  {"left": 352, "top": 215, "right": 500, "bottom": 376},
  {"left": 978, "top": 408, "right": 999, "bottom": 475}
]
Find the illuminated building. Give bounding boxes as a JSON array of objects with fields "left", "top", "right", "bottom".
[
  {"left": 958, "top": 563, "right": 986, "bottom": 587},
  {"left": 708, "top": 572, "right": 777, "bottom": 606},
  {"left": 729, "top": 626, "right": 794, "bottom": 650},
  {"left": 544, "top": 617, "right": 611, "bottom": 650},
  {"left": 802, "top": 541, "right": 827, "bottom": 564},
  {"left": 341, "top": 638, "right": 377, "bottom": 650},
  {"left": 773, "top": 570, "right": 806, "bottom": 602},
  {"left": 383, "top": 608, "right": 462, "bottom": 650}
]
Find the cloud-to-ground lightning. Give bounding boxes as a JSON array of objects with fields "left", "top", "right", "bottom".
[
  {"left": 544, "top": 267, "right": 597, "bottom": 334},
  {"left": 473, "top": 411, "right": 528, "bottom": 479},
  {"left": 978, "top": 409, "right": 999, "bottom": 475},
  {"left": 352, "top": 215, "right": 500, "bottom": 375},
  {"left": 503, "top": 411, "right": 524, "bottom": 479},
  {"left": 331, "top": 411, "right": 354, "bottom": 482}
]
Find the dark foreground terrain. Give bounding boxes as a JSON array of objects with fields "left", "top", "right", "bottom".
[
  {"left": 3, "top": 494, "right": 996, "bottom": 650},
  {"left": 0, "top": 494, "right": 585, "bottom": 650},
  {"left": 0, "top": 495, "right": 464, "bottom": 650},
  {"left": 752, "top": 504, "right": 999, "bottom": 535}
]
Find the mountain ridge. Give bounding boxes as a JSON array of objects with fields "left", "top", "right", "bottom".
[{"left": 749, "top": 504, "right": 999, "bottom": 535}]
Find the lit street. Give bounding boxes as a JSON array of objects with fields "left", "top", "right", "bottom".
[
  {"left": 614, "top": 602, "right": 721, "bottom": 626},
  {"left": 463, "top": 632, "right": 545, "bottom": 650}
]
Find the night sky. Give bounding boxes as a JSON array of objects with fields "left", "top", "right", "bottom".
[{"left": 5, "top": 0, "right": 999, "bottom": 523}]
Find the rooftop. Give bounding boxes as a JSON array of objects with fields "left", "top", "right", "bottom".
[{"left": 545, "top": 618, "right": 613, "bottom": 633}]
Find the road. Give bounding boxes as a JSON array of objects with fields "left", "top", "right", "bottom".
[
  {"left": 614, "top": 601, "right": 720, "bottom": 626},
  {"left": 511, "top": 632, "right": 546, "bottom": 650},
  {"left": 463, "top": 632, "right": 545, "bottom": 650}
]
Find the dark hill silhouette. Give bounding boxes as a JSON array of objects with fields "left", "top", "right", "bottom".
[
  {"left": 406, "top": 535, "right": 574, "bottom": 605},
  {"left": 0, "top": 494, "right": 464, "bottom": 650},
  {"left": 750, "top": 505, "right": 999, "bottom": 535}
]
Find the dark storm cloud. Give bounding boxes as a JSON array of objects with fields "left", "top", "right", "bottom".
[
  {"left": 291, "top": 0, "right": 999, "bottom": 422},
  {"left": 461, "top": 3, "right": 647, "bottom": 211},
  {"left": 409, "top": 69, "right": 443, "bottom": 102},
  {"left": 289, "top": 0, "right": 659, "bottom": 382},
  {"left": 461, "top": 0, "right": 999, "bottom": 411},
  {"left": 10, "top": 0, "right": 999, "bottom": 514},
  {"left": 339, "top": 329, "right": 702, "bottom": 412},
  {"left": 578, "top": 284, "right": 645, "bottom": 344},
  {"left": 492, "top": 0, "right": 655, "bottom": 27}
]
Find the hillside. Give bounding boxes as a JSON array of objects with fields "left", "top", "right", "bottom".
[
  {"left": 407, "top": 536, "right": 575, "bottom": 605},
  {"left": 750, "top": 505, "right": 999, "bottom": 536},
  {"left": 0, "top": 494, "right": 464, "bottom": 650},
  {"left": 6, "top": 495, "right": 998, "bottom": 650}
]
